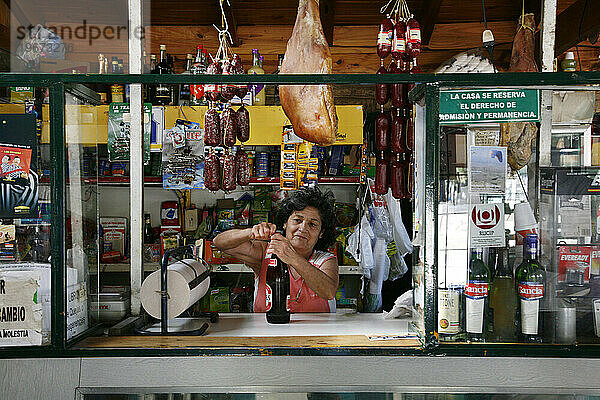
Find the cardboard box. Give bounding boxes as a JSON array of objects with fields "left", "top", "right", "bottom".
[
  {"left": 100, "top": 217, "right": 128, "bottom": 262},
  {"left": 209, "top": 287, "right": 230, "bottom": 313},
  {"left": 203, "top": 240, "right": 239, "bottom": 265}
]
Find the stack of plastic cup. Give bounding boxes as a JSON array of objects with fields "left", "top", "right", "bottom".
[{"left": 514, "top": 202, "right": 537, "bottom": 245}]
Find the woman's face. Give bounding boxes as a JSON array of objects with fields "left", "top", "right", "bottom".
[{"left": 283, "top": 206, "right": 323, "bottom": 254}]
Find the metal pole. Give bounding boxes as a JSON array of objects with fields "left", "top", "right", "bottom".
[{"left": 129, "top": 0, "right": 144, "bottom": 315}]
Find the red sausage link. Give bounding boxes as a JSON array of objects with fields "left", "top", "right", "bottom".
[
  {"left": 204, "top": 108, "right": 221, "bottom": 146},
  {"left": 391, "top": 113, "right": 406, "bottom": 154},
  {"left": 236, "top": 148, "right": 250, "bottom": 186},
  {"left": 377, "top": 15, "right": 394, "bottom": 59},
  {"left": 374, "top": 156, "right": 389, "bottom": 195},
  {"left": 231, "top": 54, "right": 248, "bottom": 99},
  {"left": 221, "top": 59, "right": 236, "bottom": 101},
  {"left": 221, "top": 150, "right": 237, "bottom": 191},
  {"left": 236, "top": 105, "right": 250, "bottom": 142},
  {"left": 376, "top": 65, "right": 389, "bottom": 105},
  {"left": 204, "top": 150, "right": 221, "bottom": 191},
  {"left": 391, "top": 20, "right": 406, "bottom": 61},
  {"left": 390, "top": 156, "right": 406, "bottom": 200},
  {"left": 375, "top": 111, "right": 390, "bottom": 152},
  {"left": 221, "top": 107, "right": 237, "bottom": 147},
  {"left": 406, "top": 17, "right": 422, "bottom": 59},
  {"left": 204, "top": 61, "right": 222, "bottom": 102}
]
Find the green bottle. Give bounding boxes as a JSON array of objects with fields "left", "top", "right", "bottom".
[
  {"left": 515, "top": 233, "right": 546, "bottom": 343},
  {"left": 464, "top": 247, "right": 490, "bottom": 341},
  {"left": 489, "top": 236, "right": 517, "bottom": 341}
]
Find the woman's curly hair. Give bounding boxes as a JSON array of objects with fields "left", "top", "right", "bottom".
[{"left": 274, "top": 186, "right": 337, "bottom": 251}]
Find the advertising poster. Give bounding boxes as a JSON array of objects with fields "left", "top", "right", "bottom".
[
  {"left": 469, "top": 204, "right": 505, "bottom": 248},
  {"left": 0, "top": 269, "right": 43, "bottom": 346},
  {"left": 107, "top": 103, "right": 152, "bottom": 164},
  {"left": 162, "top": 119, "right": 204, "bottom": 189},
  {"left": 0, "top": 114, "right": 38, "bottom": 218},
  {"left": 469, "top": 146, "right": 507, "bottom": 194}
]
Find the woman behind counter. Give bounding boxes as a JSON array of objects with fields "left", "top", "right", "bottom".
[{"left": 213, "top": 186, "right": 339, "bottom": 313}]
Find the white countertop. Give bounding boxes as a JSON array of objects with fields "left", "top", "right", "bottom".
[{"left": 146, "top": 312, "right": 411, "bottom": 338}]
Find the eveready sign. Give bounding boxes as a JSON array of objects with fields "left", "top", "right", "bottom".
[
  {"left": 558, "top": 246, "right": 591, "bottom": 283},
  {"left": 560, "top": 254, "right": 590, "bottom": 262}
]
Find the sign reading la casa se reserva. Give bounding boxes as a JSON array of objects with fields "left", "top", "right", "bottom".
[{"left": 439, "top": 89, "right": 540, "bottom": 125}]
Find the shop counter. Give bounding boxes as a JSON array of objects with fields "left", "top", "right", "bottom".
[{"left": 76, "top": 312, "right": 420, "bottom": 349}]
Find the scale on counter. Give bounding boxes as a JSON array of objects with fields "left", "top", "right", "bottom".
[{"left": 136, "top": 245, "right": 218, "bottom": 336}]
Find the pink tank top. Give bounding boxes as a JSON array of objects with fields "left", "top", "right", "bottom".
[{"left": 253, "top": 249, "right": 336, "bottom": 313}]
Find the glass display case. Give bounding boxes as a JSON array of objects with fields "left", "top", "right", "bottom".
[{"left": 432, "top": 84, "right": 600, "bottom": 346}]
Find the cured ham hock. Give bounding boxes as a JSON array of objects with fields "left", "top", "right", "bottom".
[
  {"left": 279, "top": 0, "right": 338, "bottom": 146},
  {"left": 500, "top": 13, "right": 539, "bottom": 171}
]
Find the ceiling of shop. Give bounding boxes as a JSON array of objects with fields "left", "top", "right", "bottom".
[{"left": 7, "top": 0, "right": 600, "bottom": 73}]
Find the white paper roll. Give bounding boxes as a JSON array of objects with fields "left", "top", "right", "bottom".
[{"left": 141, "top": 259, "right": 210, "bottom": 319}]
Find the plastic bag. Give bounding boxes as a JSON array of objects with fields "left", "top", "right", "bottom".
[
  {"left": 17, "top": 25, "right": 65, "bottom": 64},
  {"left": 384, "top": 190, "right": 413, "bottom": 257}
]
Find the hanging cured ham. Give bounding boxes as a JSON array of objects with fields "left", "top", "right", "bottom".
[
  {"left": 279, "top": 0, "right": 338, "bottom": 146},
  {"left": 500, "top": 13, "right": 539, "bottom": 171}
]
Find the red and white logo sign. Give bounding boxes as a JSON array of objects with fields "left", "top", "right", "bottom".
[
  {"left": 472, "top": 204, "right": 502, "bottom": 229},
  {"left": 464, "top": 281, "right": 489, "bottom": 299},
  {"left": 518, "top": 283, "right": 544, "bottom": 300},
  {"left": 268, "top": 258, "right": 277, "bottom": 267},
  {"left": 265, "top": 284, "right": 272, "bottom": 311}
]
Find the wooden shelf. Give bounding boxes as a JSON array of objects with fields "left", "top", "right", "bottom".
[{"left": 53, "top": 176, "right": 360, "bottom": 186}]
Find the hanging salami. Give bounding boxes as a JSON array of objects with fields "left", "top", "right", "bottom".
[
  {"left": 204, "top": 108, "right": 221, "bottom": 147},
  {"left": 236, "top": 148, "right": 250, "bottom": 186},
  {"left": 375, "top": 111, "right": 391, "bottom": 152},
  {"left": 204, "top": 61, "right": 222, "bottom": 102},
  {"left": 236, "top": 105, "right": 250, "bottom": 142},
  {"left": 391, "top": 111, "right": 406, "bottom": 154},
  {"left": 377, "top": 15, "right": 394, "bottom": 59},
  {"left": 376, "top": 65, "right": 390, "bottom": 105},
  {"left": 221, "top": 150, "right": 237, "bottom": 191},
  {"left": 204, "top": 150, "right": 221, "bottom": 191},
  {"left": 221, "top": 107, "right": 237, "bottom": 147},
  {"left": 374, "top": 156, "right": 389, "bottom": 195}
]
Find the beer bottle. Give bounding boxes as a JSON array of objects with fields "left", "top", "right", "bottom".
[
  {"left": 143, "top": 213, "right": 155, "bottom": 244},
  {"left": 266, "top": 230, "right": 290, "bottom": 324},
  {"left": 515, "top": 233, "right": 545, "bottom": 343},
  {"left": 464, "top": 247, "right": 490, "bottom": 341}
]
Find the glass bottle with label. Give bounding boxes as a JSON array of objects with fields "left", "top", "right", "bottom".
[
  {"left": 190, "top": 45, "right": 207, "bottom": 106},
  {"left": 154, "top": 44, "right": 172, "bottom": 105},
  {"left": 178, "top": 54, "right": 193, "bottom": 105},
  {"left": 464, "top": 248, "right": 490, "bottom": 341},
  {"left": 489, "top": 235, "right": 517, "bottom": 341},
  {"left": 515, "top": 233, "right": 546, "bottom": 343},
  {"left": 248, "top": 49, "right": 265, "bottom": 105},
  {"left": 438, "top": 285, "right": 461, "bottom": 340},
  {"left": 266, "top": 230, "right": 290, "bottom": 324}
]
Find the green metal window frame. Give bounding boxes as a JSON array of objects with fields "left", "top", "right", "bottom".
[{"left": 1, "top": 71, "right": 600, "bottom": 359}]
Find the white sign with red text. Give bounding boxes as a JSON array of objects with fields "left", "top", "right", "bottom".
[{"left": 469, "top": 204, "right": 505, "bottom": 248}]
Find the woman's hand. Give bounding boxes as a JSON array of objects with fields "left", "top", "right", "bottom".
[
  {"left": 250, "top": 222, "right": 277, "bottom": 241},
  {"left": 268, "top": 233, "right": 302, "bottom": 266}
]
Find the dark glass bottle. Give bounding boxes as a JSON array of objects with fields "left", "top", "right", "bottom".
[
  {"left": 143, "top": 213, "right": 155, "bottom": 244},
  {"left": 489, "top": 236, "right": 517, "bottom": 341},
  {"left": 266, "top": 231, "right": 290, "bottom": 324},
  {"left": 154, "top": 44, "right": 172, "bottom": 105},
  {"left": 464, "top": 248, "right": 490, "bottom": 341},
  {"left": 515, "top": 233, "right": 546, "bottom": 343}
]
